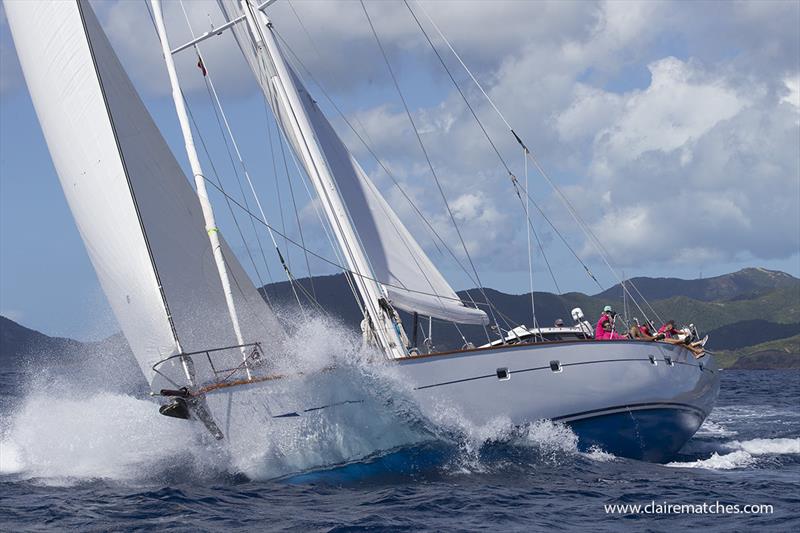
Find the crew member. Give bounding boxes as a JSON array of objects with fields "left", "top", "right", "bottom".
[
  {"left": 658, "top": 320, "right": 680, "bottom": 339},
  {"left": 629, "top": 319, "right": 656, "bottom": 340},
  {"left": 596, "top": 306, "right": 626, "bottom": 339},
  {"left": 595, "top": 306, "right": 613, "bottom": 338}
]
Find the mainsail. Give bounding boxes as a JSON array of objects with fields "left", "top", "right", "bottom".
[
  {"left": 5, "top": 0, "right": 281, "bottom": 390},
  {"left": 218, "top": 0, "right": 488, "bottom": 328}
]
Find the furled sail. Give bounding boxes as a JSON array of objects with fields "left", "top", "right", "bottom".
[
  {"left": 219, "top": 0, "right": 488, "bottom": 326},
  {"left": 5, "top": 0, "right": 281, "bottom": 390}
]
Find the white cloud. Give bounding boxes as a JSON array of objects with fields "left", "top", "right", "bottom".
[
  {"left": 782, "top": 73, "right": 800, "bottom": 111},
  {"left": 3, "top": 0, "right": 798, "bottom": 281},
  {"left": 590, "top": 57, "right": 747, "bottom": 175}
]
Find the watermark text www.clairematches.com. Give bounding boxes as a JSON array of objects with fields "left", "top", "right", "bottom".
[{"left": 604, "top": 501, "right": 774, "bottom": 515}]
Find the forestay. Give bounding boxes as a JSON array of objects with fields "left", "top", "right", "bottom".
[
  {"left": 218, "top": 0, "right": 488, "bottom": 326},
  {"left": 5, "top": 0, "right": 282, "bottom": 390}
]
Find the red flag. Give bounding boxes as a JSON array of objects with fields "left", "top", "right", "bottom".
[{"left": 197, "top": 57, "right": 207, "bottom": 77}]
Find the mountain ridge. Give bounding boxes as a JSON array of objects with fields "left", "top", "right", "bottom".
[{"left": 2, "top": 268, "right": 798, "bottom": 369}]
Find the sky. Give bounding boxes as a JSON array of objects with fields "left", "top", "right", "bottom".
[{"left": 1, "top": 0, "right": 799, "bottom": 341}]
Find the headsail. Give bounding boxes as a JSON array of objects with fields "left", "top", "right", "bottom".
[
  {"left": 5, "top": 0, "right": 281, "bottom": 390},
  {"left": 218, "top": 0, "right": 488, "bottom": 327}
]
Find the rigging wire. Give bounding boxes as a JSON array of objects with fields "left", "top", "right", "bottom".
[
  {"left": 402, "top": 0, "right": 512, "bottom": 177},
  {"left": 271, "top": 28, "right": 482, "bottom": 295},
  {"left": 239, "top": 13, "right": 385, "bottom": 327},
  {"left": 150, "top": 0, "right": 311, "bottom": 321},
  {"left": 359, "top": 0, "right": 502, "bottom": 338},
  {"left": 178, "top": 3, "right": 274, "bottom": 293},
  {"left": 273, "top": 9, "right": 494, "bottom": 340},
  {"left": 167, "top": 22, "right": 264, "bottom": 306},
  {"left": 144, "top": 0, "right": 285, "bottom": 338},
  {"left": 524, "top": 149, "right": 539, "bottom": 335},
  {"left": 264, "top": 101, "right": 290, "bottom": 278},
  {"left": 198, "top": 172, "right": 501, "bottom": 309},
  {"left": 403, "top": 0, "right": 552, "bottom": 333},
  {"left": 271, "top": 17, "right": 483, "bottom": 334},
  {"left": 411, "top": 0, "right": 661, "bottom": 324},
  {"left": 186, "top": 3, "right": 316, "bottom": 316},
  {"left": 266, "top": 87, "right": 364, "bottom": 315},
  {"left": 274, "top": 107, "right": 317, "bottom": 300},
  {"left": 231, "top": 5, "right": 326, "bottom": 315}
]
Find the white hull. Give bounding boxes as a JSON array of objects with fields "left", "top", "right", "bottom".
[{"left": 200, "top": 340, "right": 719, "bottom": 468}]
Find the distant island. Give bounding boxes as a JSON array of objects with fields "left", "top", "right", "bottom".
[{"left": 2, "top": 267, "right": 798, "bottom": 369}]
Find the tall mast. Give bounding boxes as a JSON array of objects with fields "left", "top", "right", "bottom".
[
  {"left": 150, "top": 0, "right": 252, "bottom": 377},
  {"left": 238, "top": 0, "right": 407, "bottom": 358}
]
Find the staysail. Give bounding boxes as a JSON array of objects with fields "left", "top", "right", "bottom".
[
  {"left": 5, "top": 0, "right": 281, "bottom": 389},
  {"left": 218, "top": 0, "right": 488, "bottom": 327}
]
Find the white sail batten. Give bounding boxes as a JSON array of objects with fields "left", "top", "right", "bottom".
[
  {"left": 5, "top": 0, "right": 281, "bottom": 389},
  {"left": 218, "top": 0, "right": 488, "bottom": 328}
]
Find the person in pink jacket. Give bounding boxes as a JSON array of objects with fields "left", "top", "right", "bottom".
[
  {"left": 595, "top": 306, "right": 626, "bottom": 339},
  {"left": 658, "top": 320, "right": 680, "bottom": 339}
]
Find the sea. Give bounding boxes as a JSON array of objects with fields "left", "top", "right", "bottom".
[{"left": 1, "top": 326, "right": 798, "bottom": 532}]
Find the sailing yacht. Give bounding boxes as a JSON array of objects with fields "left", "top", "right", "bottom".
[{"left": 5, "top": 0, "right": 719, "bottom": 462}]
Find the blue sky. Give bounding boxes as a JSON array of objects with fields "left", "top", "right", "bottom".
[{"left": 1, "top": 0, "right": 799, "bottom": 340}]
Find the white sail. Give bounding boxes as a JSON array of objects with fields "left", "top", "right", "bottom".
[
  {"left": 297, "top": 76, "right": 488, "bottom": 325},
  {"left": 5, "top": 0, "right": 281, "bottom": 389},
  {"left": 219, "top": 0, "right": 488, "bottom": 326}
]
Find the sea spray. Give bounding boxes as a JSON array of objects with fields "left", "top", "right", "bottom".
[
  {"left": 0, "top": 311, "right": 436, "bottom": 483},
  {"left": 0, "top": 390, "right": 218, "bottom": 482}
]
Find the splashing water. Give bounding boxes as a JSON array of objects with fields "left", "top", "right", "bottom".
[
  {"left": 0, "top": 315, "right": 428, "bottom": 483},
  {"left": 0, "top": 313, "right": 604, "bottom": 485}
]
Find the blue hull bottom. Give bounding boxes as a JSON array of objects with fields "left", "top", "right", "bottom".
[{"left": 564, "top": 406, "right": 706, "bottom": 462}]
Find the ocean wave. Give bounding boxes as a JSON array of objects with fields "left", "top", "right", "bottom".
[
  {"left": 666, "top": 437, "right": 800, "bottom": 470},
  {"left": 667, "top": 450, "right": 756, "bottom": 470},
  {"left": 727, "top": 437, "right": 800, "bottom": 455}
]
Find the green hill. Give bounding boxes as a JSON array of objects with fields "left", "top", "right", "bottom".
[
  {"left": 3, "top": 267, "right": 798, "bottom": 370},
  {"left": 260, "top": 268, "right": 800, "bottom": 359},
  {"left": 713, "top": 335, "right": 800, "bottom": 369},
  {"left": 596, "top": 267, "right": 799, "bottom": 302},
  {"left": 643, "top": 288, "right": 800, "bottom": 332},
  {"left": 704, "top": 320, "right": 800, "bottom": 350}
]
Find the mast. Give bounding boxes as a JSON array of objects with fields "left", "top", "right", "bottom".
[
  {"left": 150, "top": 0, "right": 252, "bottom": 377},
  {"left": 238, "top": 0, "right": 407, "bottom": 358}
]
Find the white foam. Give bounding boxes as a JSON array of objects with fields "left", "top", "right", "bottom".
[
  {"left": 667, "top": 450, "right": 756, "bottom": 470},
  {"left": 666, "top": 438, "right": 799, "bottom": 470},
  {"left": 726, "top": 438, "right": 800, "bottom": 456},
  {"left": 517, "top": 419, "right": 579, "bottom": 454},
  {"left": 582, "top": 445, "right": 616, "bottom": 462},
  {"left": 0, "top": 440, "right": 24, "bottom": 474},
  {"left": 0, "top": 391, "right": 211, "bottom": 482},
  {"left": 695, "top": 419, "right": 737, "bottom": 438},
  {"left": 712, "top": 405, "right": 798, "bottom": 421}
]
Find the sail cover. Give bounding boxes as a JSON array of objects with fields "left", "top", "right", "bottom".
[
  {"left": 6, "top": 0, "right": 281, "bottom": 389},
  {"left": 219, "top": 0, "right": 488, "bottom": 325}
]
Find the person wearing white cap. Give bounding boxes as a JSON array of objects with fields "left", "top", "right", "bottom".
[{"left": 595, "top": 305, "right": 624, "bottom": 339}]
